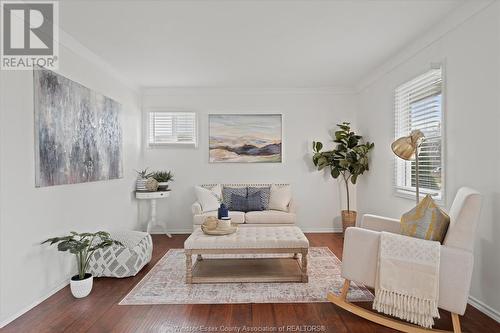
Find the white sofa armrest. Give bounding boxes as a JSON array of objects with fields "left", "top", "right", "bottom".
[
  {"left": 191, "top": 202, "right": 202, "bottom": 215},
  {"left": 361, "top": 214, "right": 401, "bottom": 234},
  {"left": 341, "top": 227, "right": 474, "bottom": 315},
  {"left": 288, "top": 198, "right": 296, "bottom": 213}
]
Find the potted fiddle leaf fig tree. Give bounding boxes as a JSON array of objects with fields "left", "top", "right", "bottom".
[
  {"left": 42, "top": 231, "right": 122, "bottom": 298},
  {"left": 312, "top": 122, "right": 374, "bottom": 234}
]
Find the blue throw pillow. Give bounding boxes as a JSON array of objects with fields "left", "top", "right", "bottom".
[
  {"left": 247, "top": 191, "right": 265, "bottom": 211},
  {"left": 248, "top": 186, "right": 270, "bottom": 210},
  {"left": 230, "top": 193, "right": 248, "bottom": 212},
  {"left": 222, "top": 187, "right": 247, "bottom": 210}
]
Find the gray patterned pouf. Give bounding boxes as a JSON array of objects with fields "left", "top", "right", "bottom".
[{"left": 89, "top": 231, "right": 153, "bottom": 278}]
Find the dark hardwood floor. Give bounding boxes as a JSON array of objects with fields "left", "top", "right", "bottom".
[{"left": 3, "top": 234, "right": 499, "bottom": 333}]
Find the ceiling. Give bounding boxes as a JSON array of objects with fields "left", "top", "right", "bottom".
[{"left": 59, "top": 1, "right": 464, "bottom": 88}]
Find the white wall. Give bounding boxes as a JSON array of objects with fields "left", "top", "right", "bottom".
[
  {"left": 356, "top": 2, "right": 500, "bottom": 319},
  {"left": 0, "top": 39, "right": 142, "bottom": 324},
  {"left": 141, "top": 88, "right": 358, "bottom": 233}
]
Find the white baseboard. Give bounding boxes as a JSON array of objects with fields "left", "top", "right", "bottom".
[
  {"left": 301, "top": 227, "right": 343, "bottom": 233},
  {"left": 150, "top": 227, "right": 343, "bottom": 235},
  {"left": 468, "top": 296, "right": 500, "bottom": 323},
  {"left": 149, "top": 228, "right": 193, "bottom": 234},
  {"left": 0, "top": 279, "right": 69, "bottom": 328}
]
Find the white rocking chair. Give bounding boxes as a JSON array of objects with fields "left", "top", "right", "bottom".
[{"left": 328, "top": 187, "right": 482, "bottom": 333}]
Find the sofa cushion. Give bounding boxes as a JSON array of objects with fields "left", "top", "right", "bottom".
[
  {"left": 247, "top": 191, "right": 265, "bottom": 211},
  {"left": 248, "top": 186, "right": 271, "bottom": 209},
  {"left": 222, "top": 187, "right": 247, "bottom": 210},
  {"left": 194, "top": 185, "right": 222, "bottom": 212},
  {"left": 245, "top": 210, "right": 296, "bottom": 224},
  {"left": 193, "top": 210, "right": 245, "bottom": 225},
  {"left": 231, "top": 192, "right": 265, "bottom": 212},
  {"left": 231, "top": 193, "right": 248, "bottom": 212},
  {"left": 269, "top": 184, "right": 292, "bottom": 212},
  {"left": 400, "top": 194, "right": 450, "bottom": 243}
]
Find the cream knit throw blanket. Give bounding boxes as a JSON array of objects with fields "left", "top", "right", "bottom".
[{"left": 373, "top": 232, "right": 441, "bottom": 328}]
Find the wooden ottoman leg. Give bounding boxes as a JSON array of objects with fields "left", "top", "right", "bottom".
[
  {"left": 301, "top": 249, "right": 308, "bottom": 282},
  {"left": 185, "top": 250, "right": 193, "bottom": 284}
]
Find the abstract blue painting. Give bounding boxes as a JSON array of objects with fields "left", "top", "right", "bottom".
[{"left": 34, "top": 68, "right": 123, "bottom": 187}]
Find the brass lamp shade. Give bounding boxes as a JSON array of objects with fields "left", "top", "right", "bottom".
[
  {"left": 391, "top": 130, "right": 424, "bottom": 160},
  {"left": 391, "top": 130, "right": 425, "bottom": 204}
]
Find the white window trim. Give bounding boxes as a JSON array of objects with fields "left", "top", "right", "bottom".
[
  {"left": 145, "top": 108, "right": 198, "bottom": 148},
  {"left": 393, "top": 63, "right": 446, "bottom": 205}
]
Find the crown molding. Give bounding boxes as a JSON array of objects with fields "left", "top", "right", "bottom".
[
  {"left": 142, "top": 86, "right": 356, "bottom": 96},
  {"left": 58, "top": 29, "right": 140, "bottom": 93},
  {"left": 3, "top": 3, "right": 139, "bottom": 92},
  {"left": 355, "top": 0, "right": 495, "bottom": 93}
]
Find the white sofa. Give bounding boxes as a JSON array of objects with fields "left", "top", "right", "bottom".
[{"left": 191, "top": 183, "right": 296, "bottom": 228}]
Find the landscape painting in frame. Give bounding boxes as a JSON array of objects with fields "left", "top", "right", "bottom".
[
  {"left": 209, "top": 114, "right": 282, "bottom": 163},
  {"left": 34, "top": 68, "right": 123, "bottom": 187}
]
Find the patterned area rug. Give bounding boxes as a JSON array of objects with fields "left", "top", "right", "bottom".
[{"left": 120, "top": 247, "right": 373, "bottom": 305}]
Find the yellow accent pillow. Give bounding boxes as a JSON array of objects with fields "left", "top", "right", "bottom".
[{"left": 400, "top": 194, "right": 450, "bottom": 243}]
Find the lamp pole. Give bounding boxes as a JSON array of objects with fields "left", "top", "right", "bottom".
[{"left": 415, "top": 152, "right": 420, "bottom": 204}]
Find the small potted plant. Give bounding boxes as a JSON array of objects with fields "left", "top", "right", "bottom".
[
  {"left": 42, "top": 232, "right": 122, "bottom": 298},
  {"left": 312, "top": 122, "right": 374, "bottom": 234},
  {"left": 135, "top": 168, "right": 152, "bottom": 191},
  {"left": 151, "top": 170, "right": 174, "bottom": 191}
]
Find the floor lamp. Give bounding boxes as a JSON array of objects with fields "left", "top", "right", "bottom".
[{"left": 391, "top": 130, "right": 425, "bottom": 204}]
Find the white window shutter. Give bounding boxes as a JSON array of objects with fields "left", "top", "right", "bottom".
[
  {"left": 394, "top": 67, "right": 444, "bottom": 200},
  {"left": 148, "top": 111, "right": 197, "bottom": 146}
]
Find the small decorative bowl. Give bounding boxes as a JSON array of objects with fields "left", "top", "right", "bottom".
[{"left": 202, "top": 216, "right": 218, "bottom": 230}]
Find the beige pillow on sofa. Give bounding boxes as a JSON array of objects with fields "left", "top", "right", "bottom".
[
  {"left": 269, "top": 184, "right": 292, "bottom": 212},
  {"left": 194, "top": 185, "right": 222, "bottom": 213}
]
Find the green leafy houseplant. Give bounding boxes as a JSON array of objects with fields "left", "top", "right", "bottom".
[
  {"left": 151, "top": 170, "right": 174, "bottom": 183},
  {"left": 151, "top": 170, "right": 174, "bottom": 190},
  {"left": 312, "top": 122, "right": 374, "bottom": 215},
  {"left": 135, "top": 168, "right": 152, "bottom": 179},
  {"left": 42, "top": 231, "right": 122, "bottom": 280}
]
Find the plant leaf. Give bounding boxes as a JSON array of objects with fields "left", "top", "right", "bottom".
[{"left": 331, "top": 168, "right": 340, "bottom": 178}]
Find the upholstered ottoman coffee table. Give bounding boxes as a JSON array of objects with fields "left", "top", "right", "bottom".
[{"left": 184, "top": 226, "right": 309, "bottom": 284}]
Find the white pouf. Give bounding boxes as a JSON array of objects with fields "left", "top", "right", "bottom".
[{"left": 89, "top": 230, "right": 153, "bottom": 278}]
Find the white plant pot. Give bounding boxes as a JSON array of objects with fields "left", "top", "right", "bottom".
[
  {"left": 70, "top": 273, "right": 93, "bottom": 298},
  {"left": 136, "top": 178, "right": 147, "bottom": 191},
  {"left": 157, "top": 182, "right": 169, "bottom": 191}
]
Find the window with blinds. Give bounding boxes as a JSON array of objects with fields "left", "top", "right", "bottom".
[
  {"left": 148, "top": 111, "right": 197, "bottom": 146},
  {"left": 394, "top": 67, "right": 443, "bottom": 200}
]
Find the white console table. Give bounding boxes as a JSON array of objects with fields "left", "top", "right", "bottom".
[{"left": 135, "top": 191, "right": 171, "bottom": 237}]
